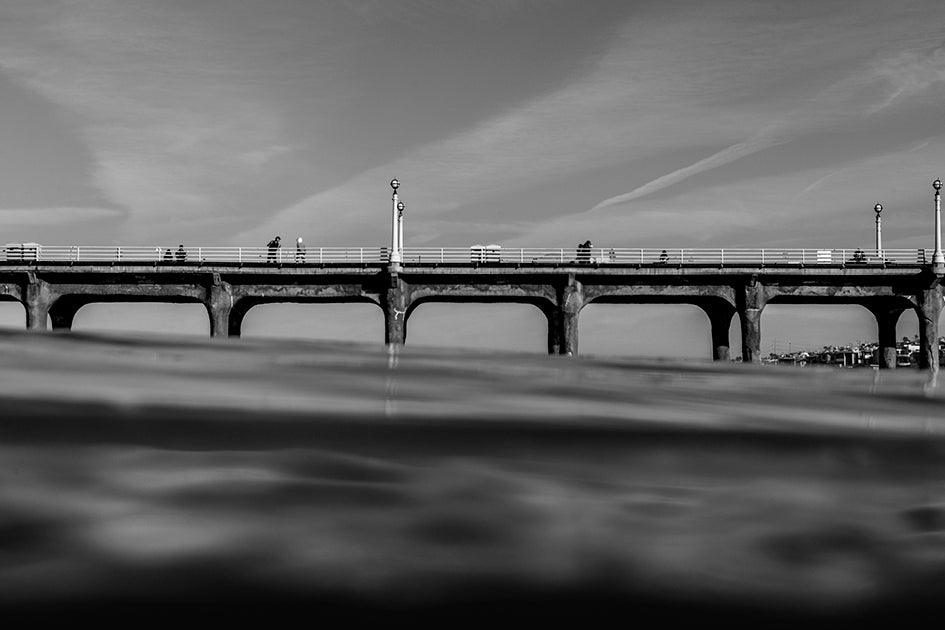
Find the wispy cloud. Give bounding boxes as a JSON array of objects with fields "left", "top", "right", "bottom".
[{"left": 590, "top": 135, "right": 791, "bottom": 212}]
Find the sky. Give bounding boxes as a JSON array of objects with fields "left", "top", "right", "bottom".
[{"left": 1, "top": 0, "right": 944, "bottom": 356}]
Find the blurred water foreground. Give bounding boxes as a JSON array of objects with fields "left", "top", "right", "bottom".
[{"left": 1, "top": 328, "right": 944, "bottom": 625}]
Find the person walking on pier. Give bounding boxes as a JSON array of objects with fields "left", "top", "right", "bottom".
[
  {"left": 267, "top": 236, "right": 281, "bottom": 263},
  {"left": 295, "top": 236, "right": 306, "bottom": 262}
]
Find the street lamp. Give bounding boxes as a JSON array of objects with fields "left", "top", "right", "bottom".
[
  {"left": 397, "top": 200, "right": 405, "bottom": 254},
  {"left": 389, "top": 179, "right": 402, "bottom": 264},
  {"left": 874, "top": 203, "right": 883, "bottom": 258},
  {"left": 934, "top": 179, "right": 944, "bottom": 266}
]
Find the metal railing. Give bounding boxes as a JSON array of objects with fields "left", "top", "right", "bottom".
[
  {"left": 402, "top": 247, "right": 932, "bottom": 266},
  {"left": 0, "top": 245, "right": 389, "bottom": 264},
  {"left": 0, "top": 245, "right": 934, "bottom": 266}
]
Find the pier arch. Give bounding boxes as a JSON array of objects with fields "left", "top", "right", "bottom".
[
  {"left": 228, "top": 296, "right": 381, "bottom": 338},
  {"left": 405, "top": 300, "right": 548, "bottom": 352},
  {"left": 0, "top": 301, "right": 27, "bottom": 329},
  {"left": 70, "top": 301, "right": 210, "bottom": 336},
  {"left": 759, "top": 301, "right": 925, "bottom": 367},
  {"left": 240, "top": 302, "right": 384, "bottom": 343},
  {"left": 579, "top": 302, "right": 742, "bottom": 360}
]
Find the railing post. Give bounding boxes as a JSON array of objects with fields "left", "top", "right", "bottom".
[
  {"left": 76, "top": 246, "right": 81, "bottom": 261},
  {"left": 761, "top": 249, "right": 765, "bottom": 266},
  {"left": 198, "top": 247, "right": 202, "bottom": 262},
  {"left": 720, "top": 249, "right": 724, "bottom": 266},
  {"left": 560, "top": 248, "right": 564, "bottom": 263},
  {"left": 520, "top": 249, "right": 524, "bottom": 264},
  {"left": 640, "top": 249, "right": 644, "bottom": 265}
]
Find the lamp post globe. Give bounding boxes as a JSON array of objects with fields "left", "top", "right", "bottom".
[
  {"left": 397, "top": 201, "right": 405, "bottom": 214},
  {"left": 874, "top": 203, "right": 883, "bottom": 215},
  {"left": 390, "top": 178, "right": 400, "bottom": 191}
]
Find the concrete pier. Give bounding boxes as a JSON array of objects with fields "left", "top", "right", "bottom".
[{"left": 2, "top": 258, "right": 941, "bottom": 372}]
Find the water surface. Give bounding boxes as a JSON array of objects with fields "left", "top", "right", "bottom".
[{"left": 1, "top": 329, "right": 944, "bottom": 624}]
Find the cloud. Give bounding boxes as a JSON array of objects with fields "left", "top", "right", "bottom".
[
  {"left": 0, "top": 206, "right": 124, "bottom": 226},
  {"left": 589, "top": 135, "right": 792, "bottom": 212}
]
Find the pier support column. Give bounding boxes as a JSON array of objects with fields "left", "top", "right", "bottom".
[
  {"left": 48, "top": 297, "right": 82, "bottom": 331},
  {"left": 24, "top": 273, "right": 52, "bottom": 331},
  {"left": 207, "top": 274, "right": 233, "bottom": 337},
  {"left": 737, "top": 277, "right": 767, "bottom": 364},
  {"left": 869, "top": 305, "right": 904, "bottom": 369},
  {"left": 548, "top": 277, "right": 584, "bottom": 355},
  {"left": 701, "top": 302, "right": 736, "bottom": 361},
  {"left": 383, "top": 273, "right": 408, "bottom": 346},
  {"left": 917, "top": 286, "right": 943, "bottom": 375}
]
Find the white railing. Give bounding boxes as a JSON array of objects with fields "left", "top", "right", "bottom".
[
  {"left": 401, "top": 247, "right": 933, "bottom": 266},
  {"left": 0, "top": 245, "right": 934, "bottom": 266},
  {"left": 0, "top": 245, "right": 389, "bottom": 264}
]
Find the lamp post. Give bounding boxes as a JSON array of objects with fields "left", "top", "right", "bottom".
[
  {"left": 389, "top": 179, "right": 402, "bottom": 264},
  {"left": 397, "top": 200, "right": 405, "bottom": 254},
  {"left": 934, "top": 179, "right": 944, "bottom": 266},
  {"left": 874, "top": 203, "right": 883, "bottom": 258}
]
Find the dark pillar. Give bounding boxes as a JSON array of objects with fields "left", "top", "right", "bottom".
[
  {"left": 207, "top": 275, "right": 233, "bottom": 337},
  {"left": 737, "top": 277, "right": 766, "bottom": 364},
  {"left": 701, "top": 301, "right": 736, "bottom": 361},
  {"left": 917, "top": 287, "right": 942, "bottom": 375},
  {"left": 870, "top": 304, "right": 904, "bottom": 369},
  {"left": 48, "top": 297, "right": 82, "bottom": 331},
  {"left": 383, "top": 272, "right": 408, "bottom": 346},
  {"left": 24, "top": 274, "right": 52, "bottom": 331},
  {"left": 548, "top": 277, "right": 583, "bottom": 355}
]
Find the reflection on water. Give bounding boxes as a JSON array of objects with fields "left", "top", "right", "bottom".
[{"left": 1, "top": 329, "right": 944, "bottom": 623}]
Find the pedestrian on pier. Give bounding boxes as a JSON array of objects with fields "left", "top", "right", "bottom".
[
  {"left": 163, "top": 247, "right": 173, "bottom": 261},
  {"left": 295, "top": 236, "right": 306, "bottom": 262},
  {"left": 267, "top": 236, "right": 281, "bottom": 262},
  {"left": 175, "top": 244, "right": 187, "bottom": 262},
  {"left": 576, "top": 240, "right": 592, "bottom": 264}
]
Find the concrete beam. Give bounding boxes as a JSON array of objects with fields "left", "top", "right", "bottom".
[
  {"left": 737, "top": 277, "right": 768, "bottom": 364},
  {"left": 917, "top": 286, "right": 943, "bottom": 375},
  {"left": 24, "top": 273, "right": 51, "bottom": 330},
  {"left": 867, "top": 303, "right": 906, "bottom": 369},
  {"left": 383, "top": 275, "right": 408, "bottom": 346},
  {"left": 207, "top": 274, "right": 233, "bottom": 338},
  {"left": 547, "top": 277, "right": 584, "bottom": 355}
]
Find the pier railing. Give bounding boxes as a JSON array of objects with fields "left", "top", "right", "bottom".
[{"left": 0, "top": 245, "right": 934, "bottom": 266}]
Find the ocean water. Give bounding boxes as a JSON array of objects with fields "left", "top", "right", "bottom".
[{"left": 1, "top": 329, "right": 944, "bottom": 624}]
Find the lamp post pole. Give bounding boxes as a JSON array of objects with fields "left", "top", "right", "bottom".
[
  {"left": 874, "top": 203, "right": 883, "bottom": 259},
  {"left": 934, "top": 179, "right": 944, "bottom": 267},
  {"left": 389, "top": 179, "right": 402, "bottom": 265},
  {"left": 397, "top": 201, "right": 405, "bottom": 255}
]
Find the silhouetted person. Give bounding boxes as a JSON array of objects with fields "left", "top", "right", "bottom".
[
  {"left": 175, "top": 244, "right": 187, "bottom": 262},
  {"left": 295, "top": 236, "right": 306, "bottom": 262},
  {"left": 576, "top": 240, "right": 591, "bottom": 264},
  {"left": 658, "top": 250, "right": 669, "bottom": 264},
  {"left": 163, "top": 247, "right": 173, "bottom": 261},
  {"left": 267, "top": 236, "right": 281, "bottom": 262},
  {"left": 852, "top": 248, "right": 865, "bottom": 263}
]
